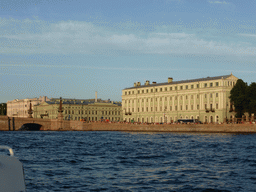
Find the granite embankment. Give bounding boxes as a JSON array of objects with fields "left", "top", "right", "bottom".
[
  {"left": 1, "top": 116, "right": 256, "bottom": 132},
  {"left": 77, "top": 122, "right": 256, "bottom": 133}
]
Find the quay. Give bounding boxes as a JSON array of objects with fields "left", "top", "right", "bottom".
[{"left": 0, "top": 116, "right": 256, "bottom": 133}]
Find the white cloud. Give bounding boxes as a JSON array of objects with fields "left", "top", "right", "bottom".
[
  {"left": 208, "top": 1, "right": 229, "bottom": 4},
  {"left": 239, "top": 34, "right": 256, "bottom": 38},
  {"left": 0, "top": 18, "right": 255, "bottom": 57}
]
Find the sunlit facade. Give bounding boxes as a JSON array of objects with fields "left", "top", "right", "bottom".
[
  {"left": 122, "top": 74, "right": 238, "bottom": 123},
  {"left": 33, "top": 98, "right": 123, "bottom": 121}
]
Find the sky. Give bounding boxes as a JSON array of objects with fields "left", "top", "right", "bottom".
[{"left": 1, "top": 0, "right": 256, "bottom": 103}]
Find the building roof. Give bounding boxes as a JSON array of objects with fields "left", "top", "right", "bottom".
[
  {"left": 35, "top": 100, "right": 122, "bottom": 106},
  {"left": 124, "top": 74, "right": 232, "bottom": 90}
]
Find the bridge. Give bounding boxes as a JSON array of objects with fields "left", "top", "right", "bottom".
[
  {"left": 0, "top": 97, "right": 88, "bottom": 131},
  {"left": 0, "top": 116, "right": 87, "bottom": 131}
]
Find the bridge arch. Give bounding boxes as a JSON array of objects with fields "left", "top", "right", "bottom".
[{"left": 19, "top": 123, "right": 42, "bottom": 131}]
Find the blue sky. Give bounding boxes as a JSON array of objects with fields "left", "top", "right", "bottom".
[{"left": 1, "top": 0, "right": 256, "bottom": 103}]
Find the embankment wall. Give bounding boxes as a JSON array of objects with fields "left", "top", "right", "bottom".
[
  {"left": 1, "top": 116, "right": 256, "bottom": 133},
  {"left": 81, "top": 122, "right": 256, "bottom": 133}
]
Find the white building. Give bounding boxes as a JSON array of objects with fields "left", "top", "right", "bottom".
[
  {"left": 122, "top": 74, "right": 238, "bottom": 123},
  {"left": 7, "top": 96, "right": 50, "bottom": 118}
]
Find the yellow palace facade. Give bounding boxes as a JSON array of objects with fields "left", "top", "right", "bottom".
[{"left": 122, "top": 74, "right": 238, "bottom": 123}]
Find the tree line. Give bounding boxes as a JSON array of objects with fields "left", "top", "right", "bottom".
[{"left": 230, "top": 79, "right": 256, "bottom": 118}]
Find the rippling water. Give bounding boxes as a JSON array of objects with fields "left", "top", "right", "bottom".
[{"left": 1, "top": 131, "right": 256, "bottom": 191}]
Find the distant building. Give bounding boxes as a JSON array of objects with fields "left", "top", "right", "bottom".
[
  {"left": 7, "top": 96, "right": 50, "bottom": 118},
  {"left": 33, "top": 98, "right": 123, "bottom": 122},
  {"left": 0, "top": 103, "right": 7, "bottom": 116},
  {"left": 122, "top": 74, "right": 238, "bottom": 123}
]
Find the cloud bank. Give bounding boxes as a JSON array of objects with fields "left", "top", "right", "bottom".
[{"left": 0, "top": 17, "right": 255, "bottom": 57}]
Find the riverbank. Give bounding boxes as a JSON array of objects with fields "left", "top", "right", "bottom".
[{"left": 59, "top": 122, "right": 256, "bottom": 133}]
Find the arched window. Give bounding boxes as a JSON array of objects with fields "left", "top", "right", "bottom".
[
  {"left": 210, "top": 116, "right": 213, "bottom": 123},
  {"left": 216, "top": 115, "right": 219, "bottom": 123}
]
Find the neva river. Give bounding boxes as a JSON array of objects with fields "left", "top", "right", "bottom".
[{"left": 1, "top": 131, "right": 256, "bottom": 191}]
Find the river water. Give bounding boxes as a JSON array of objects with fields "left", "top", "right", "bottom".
[{"left": 1, "top": 131, "right": 256, "bottom": 191}]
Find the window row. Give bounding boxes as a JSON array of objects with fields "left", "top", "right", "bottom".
[
  {"left": 124, "top": 93, "right": 219, "bottom": 104},
  {"left": 124, "top": 103, "right": 219, "bottom": 113},
  {"left": 64, "top": 110, "right": 121, "bottom": 115},
  {"left": 124, "top": 82, "right": 221, "bottom": 95}
]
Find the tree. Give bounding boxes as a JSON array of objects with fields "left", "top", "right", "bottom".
[
  {"left": 245, "top": 82, "right": 256, "bottom": 116},
  {"left": 230, "top": 79, "right": 248, "bottom": 118}
]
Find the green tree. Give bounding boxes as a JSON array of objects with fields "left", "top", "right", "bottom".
[
  {"left": 230, "top": 79, "right": 248, "bottom": 118},
  {"left": 246, "top": 82, "right": 256, "bottom": 116}
]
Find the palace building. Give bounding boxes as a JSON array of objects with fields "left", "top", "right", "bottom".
[
  {"left": 33, "top": 97, "right": 123, "bottom": 122},
  {"left": 7, "top": 96, "right": 50, "bottom": 118},
  {"left": 122, "top": 74, "right": 238, "bottom": 123}
]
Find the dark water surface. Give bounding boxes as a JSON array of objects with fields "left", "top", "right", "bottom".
[{"left": 1, "top": 131, "right": 256, "bottom": 191}]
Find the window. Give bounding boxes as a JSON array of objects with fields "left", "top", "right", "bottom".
[
  {"left": 180, "top": 86, "right": 183, "bottom": 90},
  {"left": 142, "top": 107, "right": 144, "bottom": 112},
  {"left": 156, "top": 98, "right": 157, "bottom": 101},
  {"left": 125, "top": 92, "right": 127, "bottom": 95},
  {"left": 165, "top": 87, "right": 167, "bottom": 91},
  {"left": 197, "top": 94, "right": 199, "bottom": 99},
  {"left": 197, "top": 84, "right": 199, "bottom": 88},
  {"left": 155, "top": 107, "right": 157, "bottom": 111},
  {"left": 151, "top": 107, "right": 153, "bottom": 112},
  {"left": 216, "top": 103, "right": 218, "bottom": 109},
  {"left": 186, "top": 105, "right": 188, "bottom": 110},
  {"left": 128, "top": 91, "right": 130, "bottom": 95},
  {"left": 210, "top": 83, "right": 213, "bottom": 87},
  {"left": 204, "top": 83, "right": 207, "bottom": 87},
  {"left": 197, "top": 105, "right": 199, "bottom": 110},
  {"left": 180, "top": 105, "right": 182, "bottom": 110},
  {"left": 138, "top": 90, "right": 140, "bottom": 94},
  {"left": 138, "top": 108, "right": 140, "bottom": 112},
  {"left": 132, "top": 91, "right": 134, "bottom": 94},
  {"left": 205, "top": 104, "right": 207, "bottom": 109},
  {"left": 191, "top": 85, "right": 194, "bottom": 89},
  {"left": 216, "top": 82, "right": 219, "bottom": 86},
  {"left": 170, "top": 87, "right": 173, "bottom": 91},
  {"left": 191, "top": 105, "right": 193, "bottom": 110},
  {"left": 151, "top": 89, "right": 153, "bottom": 92},
  {"left": 142, "top": 90, "right": 144, "bottom": 93},
  {"left": 160, "top": 88, "right": 163, "bottom": 92},
  {"left": 146, "top": 89, "right": 148, "bottom": 93},
  {"left": 205, "top": 94, "right": 207, "bottom": 98},
  {"left": 186, "top": 95, "right": 188, "bottom": 100},
  {"left": 175, "top": 106, "right": 177, "bottom": 111},
  {"left": 170, "top": 106, "right": 172, "bottom": 111},
  {"left": 132, "top": 108, "right": 134, "bottom": 112},
  {"left": 160, "top": 106, "right": 162, "bottom": 111},
  {"left": 210, "top": 93, "right": 212, "bottom": 98},
  {"left": 186, "top": 85, "right": 188, "bottom": 89},
  {"left": 146, "top": 107, "right": 148, "bottom": 112},
  {"left": 146, "top": 98, "right": 148, "bottom": 102},
  {"left": 175, "top": 86, "right": 177, "bottom": 90},
  {"left": 216, "top": 93, "right": 218, "bottom": 97}
]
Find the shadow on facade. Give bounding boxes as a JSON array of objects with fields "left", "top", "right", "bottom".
[{"left": 19, "top": 123, "right": 42, "bottom": 131}]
